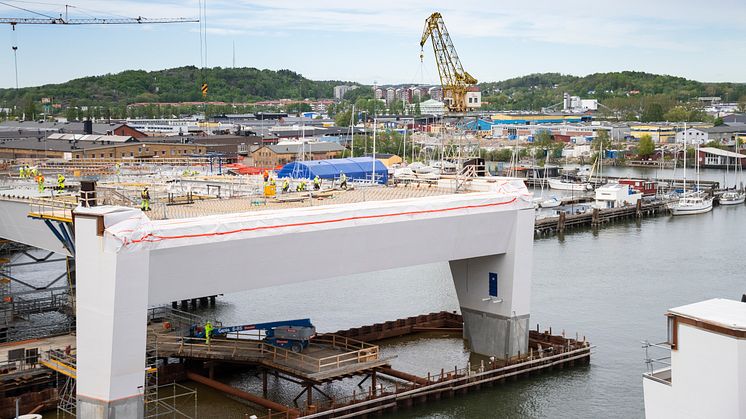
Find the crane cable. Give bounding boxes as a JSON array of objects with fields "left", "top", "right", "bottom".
[{"left": 198, "top": 0, "right": 208, "bottom": 100}]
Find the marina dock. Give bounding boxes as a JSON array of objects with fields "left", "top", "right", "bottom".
[{"left": 535, "top": 200, "right": 671, "bottom": 236}]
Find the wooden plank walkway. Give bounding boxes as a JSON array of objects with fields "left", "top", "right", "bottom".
[{"left": 152, "top": 333, "right": 390, "bottom": 383}]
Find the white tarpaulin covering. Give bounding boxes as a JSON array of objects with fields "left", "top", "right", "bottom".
[{"left": 100, "top": 187, "right": 531, "bottom": 254}]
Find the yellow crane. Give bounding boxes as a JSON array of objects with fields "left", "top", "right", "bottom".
[{"left": 420, "top": 12, "right": 477, "bottom": 114}]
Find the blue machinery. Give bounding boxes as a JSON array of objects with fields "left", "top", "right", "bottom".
[{"left": 191, "top": 319, "right": 316, "bottom": 353}]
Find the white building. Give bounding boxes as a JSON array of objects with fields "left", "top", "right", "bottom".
[
  {"left": 562, "top": 92, "right": 598, "bottom": 112},
  {"left": 333, "top": 85, "right": 358, "bottom": 101},
  {"left": 674, "top": 128, "right": 708, "bottom": 145},
  {"left": 594, "top": 183, "right": 641, "bottom": 209},
  {"left": 643, "top": 298, "right": 746, "bottom": 419},
  {"left": 561, "top": 144, "right": 591, "bottom": 158},
  {"left": 418, "top": 99, "right": 446, "bottom": 116}
]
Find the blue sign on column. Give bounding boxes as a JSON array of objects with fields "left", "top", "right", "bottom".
[{"left": 488, "top": 272, "right": 498, "bottom": 297}]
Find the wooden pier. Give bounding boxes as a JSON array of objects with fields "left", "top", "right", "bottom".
[
  {"left": 535, "top": 200, "right": 671, "bottom": 236},
  {"left": 254, "top": 312, "right": 592, "bottom": 419}
]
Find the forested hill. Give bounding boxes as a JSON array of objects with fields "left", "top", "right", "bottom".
[
  {"left": 0, "top": 66, "right": 351, "bottom": 106},
  {"left": 479, "top": 72, "right": 746, "bottom": 111}
]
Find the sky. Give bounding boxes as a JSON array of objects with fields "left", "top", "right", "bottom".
[{"left": 1, "top": 0, "right": 746, "bottom": 88}]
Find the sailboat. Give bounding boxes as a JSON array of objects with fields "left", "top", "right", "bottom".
[
  {"left": 668, "top": 128, "right": 713, "bottom": 215},
  {"left": 719, "top": 139, "right": 745, "bottom": 205}
]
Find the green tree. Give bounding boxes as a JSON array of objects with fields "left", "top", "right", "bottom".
[
  {"left": 641, "top": 103, "right": 664, "bottom": 122},
  {"left": 65, "top": 107, "right": 78, "bottom": 122},
  {"left": 714, "top": 117, "right": 725, "bottom": 126},
  {"left": 595, "top": 130, "right": 612, "bottom": 149},
  {"left": 638, "top": 134, "right": 655, "bottom": 158},
  {"left": 663, "top": 106, "right": 690, "bottom": 122}
]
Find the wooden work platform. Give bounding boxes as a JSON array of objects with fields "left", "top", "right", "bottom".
[
  {"left": 151, "top": 333, "right": 390, "bottom": 383},
  {"left": 0, "top": 334, "right": 75, "bottom": 363},
  {"left": 144, "top": 184, "right": 452, "bottom": 220}
]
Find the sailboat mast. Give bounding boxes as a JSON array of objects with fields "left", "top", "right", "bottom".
[
  {"left": 683, "top": 122, "right": 687, "bottom": 193},
  {"left": 350, "top": 104, "right": 355, "bottom": 158}
]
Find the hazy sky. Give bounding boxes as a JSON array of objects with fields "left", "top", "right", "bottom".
[{"left": 1, "top": 0, "right": 745, "bottom": 88}]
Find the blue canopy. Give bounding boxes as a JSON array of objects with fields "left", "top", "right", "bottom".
[{"left": 277, "top": 157, "right": 388, "bottom": 184}]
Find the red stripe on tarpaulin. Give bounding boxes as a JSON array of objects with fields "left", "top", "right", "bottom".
[{"left": 125, "top": 197, "right": 518, "bottom": 246}]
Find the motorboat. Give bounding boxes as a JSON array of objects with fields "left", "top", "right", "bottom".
[
  {"left": 548, "top": 178, "right": 592, "bottom": 192},
  {"left": 719, "top": 191, "right": 746, "bottom": 205},
  {"left": 539, "top": 197, "right": 562, "bottom": 208},
  {"left": 668, "top": 192, "right": 713, "bottom": 216}
]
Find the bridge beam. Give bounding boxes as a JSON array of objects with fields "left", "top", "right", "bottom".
[{"left": 450, "top": 208, "right": 534, "bottom": 359}]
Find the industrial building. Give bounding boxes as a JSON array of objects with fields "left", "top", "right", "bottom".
[
  {"left": 630, "top": 124, "right": 677, "bottom": 143},
  {"left": 250, "top": 142, "right": 345, "bottom": 168}
]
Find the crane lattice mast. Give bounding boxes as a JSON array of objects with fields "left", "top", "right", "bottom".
[{"left": 419, "top": 12, "right": 477, "bottom": 114}]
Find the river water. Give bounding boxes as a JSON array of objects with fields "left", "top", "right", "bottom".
[{"left": 14, "top": 166, "right": 745, "bottom": 418}]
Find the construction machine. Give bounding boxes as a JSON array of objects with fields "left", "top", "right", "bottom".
[
  {"left": 191, "top": 318, "right": 316, "bottom": 353},
  {"left": 420, "top": 12, "right": 478, "bottom": 114}
]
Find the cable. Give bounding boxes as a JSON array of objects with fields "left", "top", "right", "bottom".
[{"left": 0, "top": 0, "right": 55, "bottom": 18}]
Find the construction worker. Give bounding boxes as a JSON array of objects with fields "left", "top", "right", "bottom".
[
  {"left": 282, "top": 178, "right": 290, "bottom": 193},
  {"left": 18, "top": 165, "right": 24, "bottom": 179},
  {"left": 115, "top": 162, "right": 121, "bottom": 175},
  {"left": 270, "top": 177, "right": 276, "bottom": 187},
  {"left": 263, "top": 170, "right": 269, "bottom": 183},
  {"left": 340, "top": 171, "right": 348, "bottom": 190},
  {"left": 141, "top": 187, "right": 151, "bottom": 211},
  {"left": 204, "top": 321, "right": 213, "bottom": 344},
  {"left": 36, "top": 174, "right": 45, "bottom": 193},
  {"left": 57, "top": 173, "right": 65, "bottom": 190},
  {"left": 313, "top": 175, "right": 321, "bottom": 190},
  {"left": 296, "top": 180, "right": 307, "bottom": 192}
]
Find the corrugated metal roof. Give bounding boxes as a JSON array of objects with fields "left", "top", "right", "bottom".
[
  {"left": 47, "top": 133, "right": 135, "bottom": 143},
  {"left": 699, "top": 147, "right": 746, "bottom": 158},
  {"left": 264, "top": 142, "right": 345, "bottom": 154}
]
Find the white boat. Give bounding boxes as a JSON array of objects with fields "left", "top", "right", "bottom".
[
  {"left": 668, "top": 192, "right": 713, "bottom": 215},
  {"left": 539, "top": 197, "right": 562, "bottom": 208},
  {"left": 719, "top": 191, "right": 746, "bottom": 205},
  {"left": 547, "top": 178, "right": 592, "bottom": 192},
  {"left": 669, "top": 128, "right": 713, "bottom": 216}
]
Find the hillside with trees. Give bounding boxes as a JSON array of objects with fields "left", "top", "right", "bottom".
[
  {"left": 0, "top": 66, "right": 352, "bottom": 108},
  {"left": 479, "top": 71, "right": 746, "bottom": 120}
]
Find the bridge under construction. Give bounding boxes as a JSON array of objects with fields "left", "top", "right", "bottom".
[{"left": 0, "top": 158, "right": 592, "bottom": 418}]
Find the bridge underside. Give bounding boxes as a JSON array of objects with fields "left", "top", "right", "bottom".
[{"left": 74, "top": 189, "right": 534, "bottom": 418}]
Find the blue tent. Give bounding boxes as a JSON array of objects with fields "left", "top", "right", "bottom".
[{"left": 277, "top": 157, "right": 388, "bottom": 184}]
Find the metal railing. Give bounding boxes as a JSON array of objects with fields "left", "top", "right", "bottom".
[
  {"left": 151, "top": 333, "right": 380, "bottom": 374},
  {"left": 642, "top": 340, "right": 672, "bottom": 385},
  {"left": 28, "top": 197, "right": 76, "bottom": 222}
]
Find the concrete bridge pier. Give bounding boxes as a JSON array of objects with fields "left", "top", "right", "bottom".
[
  {"left": 450, "top": 208, "right": 533, "bottom": 359},
  {"left": 75, "top": 209, "right": 148, "bottom": 418}
]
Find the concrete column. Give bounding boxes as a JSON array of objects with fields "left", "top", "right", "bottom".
[
  {"left": 450, "top": 208, "right": 534, "bottom": 359},
  {"left": 75, "top": 208, "right": 149, "bottom": 418}
]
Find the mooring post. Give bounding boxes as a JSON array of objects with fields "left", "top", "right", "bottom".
[{"left": 371, "top": 371, "right": 377, "bottom": 396}]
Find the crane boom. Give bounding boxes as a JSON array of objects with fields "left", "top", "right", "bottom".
[
  {"left": 0, "top": 17, "right": 198, "bottom": 25},
  {"left": 420, "top": 12, "right": 477, "bottom": 113}
]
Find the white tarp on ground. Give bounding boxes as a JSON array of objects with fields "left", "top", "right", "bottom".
[{"left": 97, "top": 185, "right": 531, "bottom": 254}]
